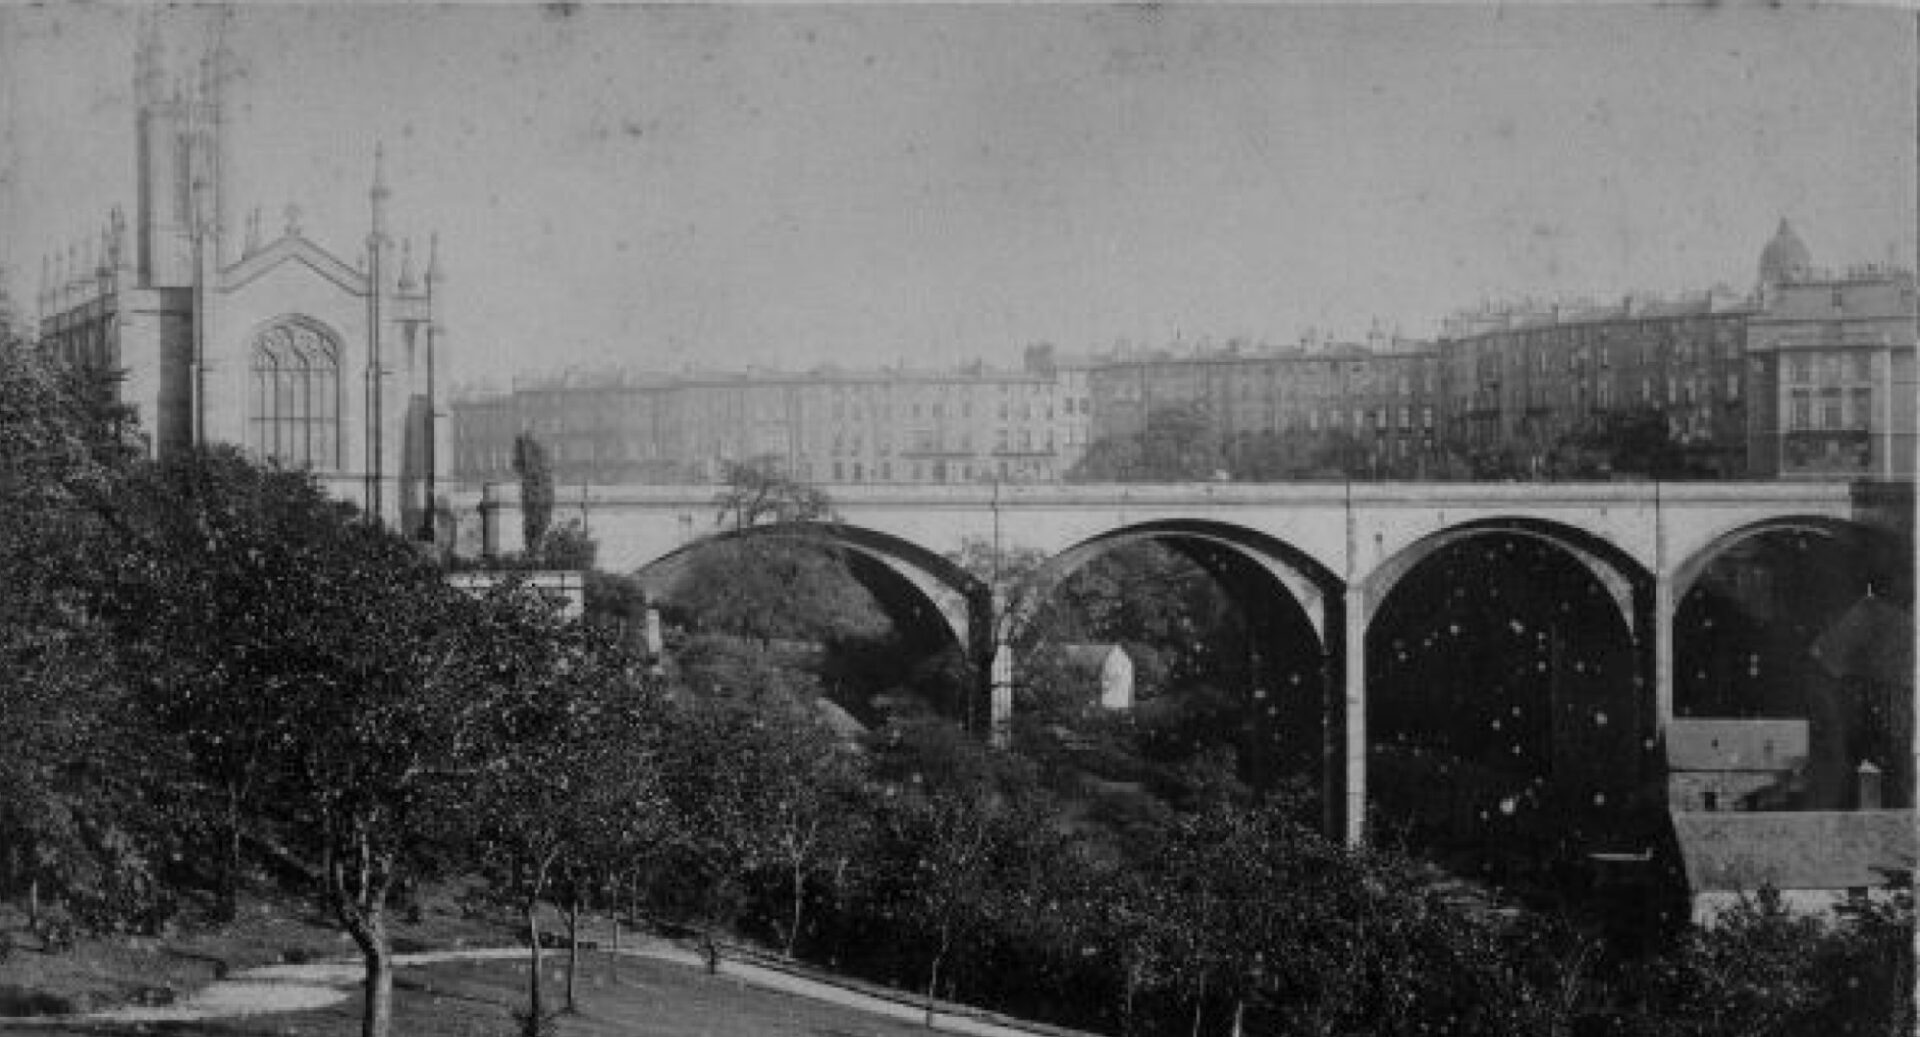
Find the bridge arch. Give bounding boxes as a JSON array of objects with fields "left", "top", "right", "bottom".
[
  {"left": 1003, "top": 518, "right": 1343, "bottom": 650},
  {"left": 1001, "top": 519, "right": 1346, "bottom": 804},
  {"left": 1361, "top": 516, "right": 1652, "bottom": 638},
  {"left": 1666, "top": 514, "right": 1910, "bottom": 810},
  {"left": 1360, "top": 518, "right": 1661, "bottom": 889},
  {"left": 635, "top": 522, "right": 990, "bottom": 660},
  {"left": 1670, "top": 514, "right": 1904, "bottom": 602}
]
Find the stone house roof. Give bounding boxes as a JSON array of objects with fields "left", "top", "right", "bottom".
[
  {"left": 1666, "top": 718, "right": 1808, "bottom": 773},
  {"left": 1671, "top": 810, "right": 1914, "bottom": 894}
]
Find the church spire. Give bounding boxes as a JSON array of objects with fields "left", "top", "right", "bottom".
[
  {"left": 370, "top": 141, "right": 391, "bottom": 241},
  {"left": 398, "top": 238, "right": 418, "bottom": 293},
  {"left": 135, "top": 15, "right": 165, "bottom": 106}
]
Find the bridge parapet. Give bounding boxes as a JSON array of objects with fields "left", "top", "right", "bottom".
[{"left": 449, "top": 479, "right": 1872, "bottom": 590}]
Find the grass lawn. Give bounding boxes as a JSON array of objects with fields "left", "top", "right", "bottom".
[
  {"left": 0, "top": 884, "right": 522, "bottom": 1018},
  {"left": 17, "top": 952, "right": 991, "bottom": 1037}
]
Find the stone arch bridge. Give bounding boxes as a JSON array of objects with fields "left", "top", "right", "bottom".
[{"left": 452, "top": 480, "right": 1911, "bottom": 845}]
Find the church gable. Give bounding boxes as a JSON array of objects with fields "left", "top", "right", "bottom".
[{"left": 222, "top": 233, "right": 368, "bottom": 297}]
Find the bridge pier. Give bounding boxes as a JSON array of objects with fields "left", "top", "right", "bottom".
[
  {"left": 1342, "top": 587, "right": 1368, "bottom": 848},
  {"left": 989, "top": 641, "right": 1014, "bottom": 749},
  {"left": 1652, "top": 574, "right": 1677, "bottom": 744}
]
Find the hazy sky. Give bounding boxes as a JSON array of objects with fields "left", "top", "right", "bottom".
[{"left": 2, "top": 4, "right": 1913, "bottom": 386}]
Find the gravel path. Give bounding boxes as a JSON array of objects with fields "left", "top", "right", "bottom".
[{"left": 5, "top": 941, "right": 1073, "bottom": 1037}]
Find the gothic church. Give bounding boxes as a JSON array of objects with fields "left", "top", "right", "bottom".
[{"left": 36, "top": 19, "right": 449, "bottom": 539}]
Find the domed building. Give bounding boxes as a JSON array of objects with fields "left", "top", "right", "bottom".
[
  {"left": 1745, "top": 219, "right": 1916, "bottom": 480},
  {"left": 1758, "top": 218, "right": 1814, "bottom": 288}
]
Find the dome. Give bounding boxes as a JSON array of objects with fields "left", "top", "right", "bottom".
[{"left": 1758, "top": 218, "right": 1813, "bottom": 286}]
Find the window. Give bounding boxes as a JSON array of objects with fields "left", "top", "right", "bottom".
[
  {"left": 1790, "top": 390, "right": 1812, "bottom": 431},
  {"left": 1817, "top": 388, "right": 1843, "bottom": 431},
  {"left": 250, "top": 319, "right": 341, "bottom": 470},
  {"left": 1849, "top": 387, "right": 1872, "bottom": 429}
]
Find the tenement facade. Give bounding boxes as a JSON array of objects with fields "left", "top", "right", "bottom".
[
  {"left": 1743, "top": 222, "right": 1917, "bottom": 480},
  {"left": 453, "top": 220, "right": 1908, "bottom": 489},
  {"left": 453, "top": 344, "right": 1093, "bottom": 487}
]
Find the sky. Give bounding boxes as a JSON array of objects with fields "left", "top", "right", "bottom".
[{"left": 1, "top": 3, "right": 1913, "bottom": 387}]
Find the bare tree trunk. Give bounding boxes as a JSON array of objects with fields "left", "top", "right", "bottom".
[
  {"left": 924, "top": 923, "right": 951, "bottom": 1029},
  {"left": 1121, "top": 959, "right": 1140, "bottom": 1037},
  {"left": 338, "top": 899, "right": 394, "bottom": 1037},
  {"left": 362, "top": 933, "right": 394, "bottom": 1037},
  {"left": 1190, "top": 970, "right": 1207, "bottom": 1037},
  {"left": 700, "top": 878, "right": 726, "bottom": 975},
  {"left": 324, "top": 822, "right": 399, "bottom": 1037},
  {"left": 524, "top": 900, "right": 545, "bottom": 1036},
  {"left": 565, "top": 894, "right": 581, "bottom": 1013},
  {"left": 785, "top": 862, "right": 806, "bottom": 958},
  {"left": 217, "top": 784, "right": 244, "bottom": 922},
  {"left": 924, "top": 951, "right": 944, "bottom": 1028}
]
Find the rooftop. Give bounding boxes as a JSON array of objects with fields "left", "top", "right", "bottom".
[
  {"left": 1666, "top": 718, "right": 1809, "bottom": 773},
  {"left": 1670, "top": 810, "right": 1914, "bottom": 893}
]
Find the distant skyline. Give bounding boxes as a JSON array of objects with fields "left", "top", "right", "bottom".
[{"left": 2, "top": 4, "right": 1913, "bottom": 386}]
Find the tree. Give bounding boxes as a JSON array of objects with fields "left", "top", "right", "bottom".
[
  {"left": 859, "top": 715, "right": 1057, "bottom": 1023},
  {"left": 1070, "top": 404, "right": 1224, "bottom": 482},
  {"left": 102, "top": 453, "right": 357, "bottom": 922},
  {"left": 1558, "top": 406, "right": 1705, "bottom": 480},
  {"left": 513, "top": 431, "right": 555, "bottom": 551},
  {"left": 754, "top": 714, "right": 868, "bottom": 958},
  {"left": 714, "top": 454, "right": 833, "bottom": 530},
  {"left": 667, "top": 463, "right": 888, "bottom": 649},
  {"left": 465, "top": 603, "right": 666, "bottom": 1031},
  {"left": 655, "top": 697, "right": 781, "bottom": 971},
  {"left": 672, "top": 536, "right": 889, "bottom": 649},
  {"left": 0, "top": 342, "right": 167, "bottom": 937},
  {"left": 538, "top": 517, "right": 597, "bottom": 569},
  {"left": 98, "top": 447, "right": 543, "bottom": 1037}
]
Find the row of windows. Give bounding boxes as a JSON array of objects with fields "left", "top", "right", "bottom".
[
  {"left": 1787, "top": 388, "right": 1874, "bottom": 433},
  {"left": 1785, "top": 351, "right": 1874, "bottom": 385},
  {"left": 1304, "top": 406, "right": 1437, "bottom": 432},
  {"left": 809, "top": 458, "right": 1058, "bottom": 484}
]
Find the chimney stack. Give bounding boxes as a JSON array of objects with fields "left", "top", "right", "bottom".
[{"left": 1856, "top": 760, "right": 1883, "bottom": 810}]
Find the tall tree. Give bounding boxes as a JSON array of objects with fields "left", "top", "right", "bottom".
[
  {"left": 99, "top": 448, "right": 540, "bottom": 1037},
  {"left": 513, "top": 431, "right": 555, "bottom": 553},
  {"left": 0, "top": 342, "right": 164, "bottom": 936},
  {"left": 465, "top": 603, "right": 666, "bottom": 1031}
]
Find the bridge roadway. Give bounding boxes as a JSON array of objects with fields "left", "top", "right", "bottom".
[{"left": 449, "top": 479, "right": 1908, "bottom": 845}]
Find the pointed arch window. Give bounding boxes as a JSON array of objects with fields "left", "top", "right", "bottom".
[{"left": 250, "top": 320, "right": 340, "bottom": 470}]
